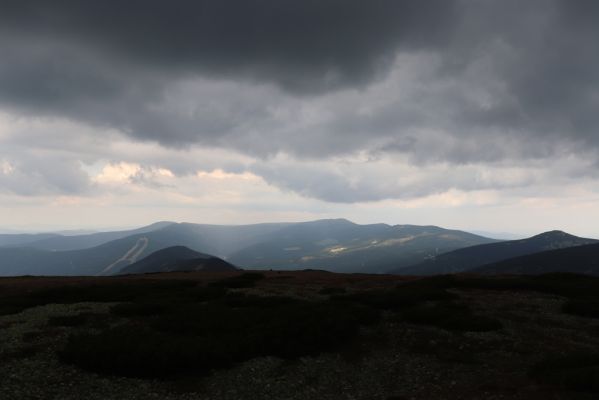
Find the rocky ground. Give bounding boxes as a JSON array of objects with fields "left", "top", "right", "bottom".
[{"left": 1, "top": 271, "right": 598, "bottom": 400}]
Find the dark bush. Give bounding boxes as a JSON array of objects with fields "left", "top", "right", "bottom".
[
  {"left": 0, "top": 297, "right": 38, "bottom": 316},
  {"left": 456, "top": 274, "right": 599, "bottom": 300},
  {"left": 209, "top": 272, "right": 265, "bottom": 289},
  {"left": 2, "top": 345, "right": 42, "bottom": 361},
  {"left": 47, "top": 314, "right": 90, "bottom": 327},
  {"left": 334, "top": 282, "right": 457, "bottom": 311},
  {"left": 111, "top": 302, "right": 170, "bottom": 317},
  {"left": 223, "top": 293, "right": 299, "bottom": 308},
  {"left": 193, "top": 285, "right": 228, "bottom": 301},
  {"left": 563, "top": 299, "right": 599, "bottom": 319},
  {"left": 529, "top": 353, "right": 599, "bottom": 393},
  {"left": 60, "top": 296, "right": 377, "bottom": 378},
  {"left": 318, "top": 287, "right": 347, "bottom": 295},
  {"left": 403, "top": 302, "right": 502, "bottom": 332},
  {"left": 60, "top": 324, "right": 228, "bottom": 377}
]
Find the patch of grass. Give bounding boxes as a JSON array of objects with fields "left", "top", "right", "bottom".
[
  {"left": 563, "top": 299, "right": 599, "bottom": 319},
  {"left": 209, "top": 272, "right": 265, "bottom": 289},
  {"left": 403, "top": 302, "right": 502, "bottom": 332},
  {"left": 529, "top": 353, "right": 599, "bottom": 393}
]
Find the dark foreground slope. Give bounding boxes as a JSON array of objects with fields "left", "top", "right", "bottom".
[
  {"left": 1, "top": 271, "right": 599, "bottom": 399},
  {"left": 392, "top": 230, "right": 597, "bottom": 275},
  {"left": 474, "top": 242, "right": 599, "bottom": 275},
  {"left": 119, "top": 246, "right": 237, "bottom": 275}
]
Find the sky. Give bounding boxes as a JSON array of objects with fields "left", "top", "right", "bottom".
[{"left": 1, "top": 0, "right": 599, "bottom": 237}]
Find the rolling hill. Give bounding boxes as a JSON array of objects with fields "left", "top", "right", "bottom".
[
  {"left": 119, "top": 246, "right": 237, "bottom": 275},
  {"left": 391, "top": 230, "right": 598, "bottom": 275},
  {"left": 473, "top": 242, "right": 599, "bottom": 275},
  {"left": 227, "top": 219, "right": 497, "bottom": 273}
]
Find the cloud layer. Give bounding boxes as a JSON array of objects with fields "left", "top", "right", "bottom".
[{"left": 0, "top": 1, "right": 599, "bottom": 234}]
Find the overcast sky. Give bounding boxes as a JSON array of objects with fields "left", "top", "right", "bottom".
[{"left": 1, "top": 0, "right": 599, "bottom": 237}]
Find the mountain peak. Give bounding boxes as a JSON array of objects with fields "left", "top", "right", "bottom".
[
  {"left": 119, "top": 245, "right": 236, "bottom": 275},
  {"left": 529, "top": 230, "right": 577, "bottom": 240}
]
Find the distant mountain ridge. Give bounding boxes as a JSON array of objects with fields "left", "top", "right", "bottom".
[
  {"left": 13, "top": 221, "right": 177, "bottom": 251},
  {"left": 0, "top": 233, "right": 61, "bottom": 248},
  {"left": 227, "top": 219, "right": 498, "bottom": 273},
  {"left": 119, "top": 246, "right": 237, "bottom": 275},
  {"left": 473, "top": 242, "right": 599, "bottom": 276},
  {"left": 391, "top": 230, "right": 598, "bottom": 275},
  {"left": 0, "top": 219, "right": 496, "bottom": 276}
]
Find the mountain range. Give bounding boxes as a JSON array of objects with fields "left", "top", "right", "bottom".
[
  {"left": 0, "top": 219, "right": 495, "bottom": 276},
  {"left": 473, "top": 242, "right": 599, "bottom": 275},
  {"left": 1, "top": 219, "right": 598, "bottom": 277},
  {"left": 391, "top": 230, "right": 598, "bottom": 275}
]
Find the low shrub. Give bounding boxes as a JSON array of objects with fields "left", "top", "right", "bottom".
[
  {"left": 47, "top": 314, "right": 90, "bottom": 327},
  {"left": 562, "top": 299, "right": 599, "bottom": 319},
  {"left": 60, "top": 324, "right": 226, "bottom": 377},
  {"left": 403, "top": 302, "right": 502, "bottom": 332},
  {"left": 60, "top": 295, "right": 378, "bottom": 378},
  {"left": 318, "top": 287, "right": 347, "bottom": 295},
  {"left": 0, "top": 279, "right": 200, "bottom": 315},
  {"left": 110, "top": 302, "right": 170, "bottom": 317},
  {"left": 456, "top": 274, "right": 599, "bottom": 300},
  {"left": 223, "top": 293, "right": 299, "bottom": 308},
  {"left": 209, "top": 272, "right": 265, "bottom": 289},
  {"left": 334, "top": 282, "right": 457, "bottom": 311},
  {"left": 529, "top": 352, "right": 599, "bottom": 393}
]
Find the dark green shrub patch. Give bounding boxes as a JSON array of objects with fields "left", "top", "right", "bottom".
[
  {"left": 48, "top": 314, "right": 90, "bottom": 327},
  {"left": 2, "top": 345, "right": 42, "bottom": 361},
  {"left": 562, "top": 299, "right": 599, "bottom": 319},
  {"left": 193, "top": 285, "right": 228, "bottom": 301},
  {"left": 318, "top": 287, "right": 347, "bottom": 295},
  {"left": 110, "top": 302, "right": 171, "bottom": 317},
  {"left": 0, "top": 296, "right": 41, "bottom": 316},
  {"left": 0, "top": 279, "right": 201, "bottom": 315},
  {"left": 334, "top": 281, "right": 457, "bottom": 311},
  {"left": 529, "top": 353, "right": 599, "bottom": 393},
  {"left": 60, "top": 324, "right": 227, "bottom": 378},
  {"left": 60, "top": 297, "right": 377, "bottom": 378},
  {"left": 209, "top": 272, "right": 265, "bottom": 288},
  {"left": 223, "top": 292, "right": 300, "bottom": 308},
  {"left": 403, "top": 302, "right": 502, "bottom": 332},
  {"left": 456, "top": 274, "right": 599, "bottom": 300}
]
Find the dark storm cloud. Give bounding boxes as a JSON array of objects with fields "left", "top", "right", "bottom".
[
  {"left": 1, "top": 0, "right": 599, "bottom": 203},
  {"left": 0, "top": 0, "right": 456, "bottom": 93}
]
